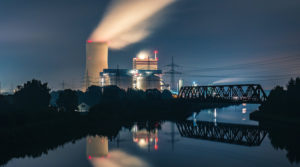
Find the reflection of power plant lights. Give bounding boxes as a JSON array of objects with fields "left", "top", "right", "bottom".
[
  {"left": 214, "top": 108, "right": 217, "bottom": 126},
  {"left": 242, "top": 108, "right": 247, "bottom": 114}
]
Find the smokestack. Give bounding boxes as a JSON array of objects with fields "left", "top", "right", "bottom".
[{"left": 85, "top": 41, "right": 108, "bottom": 88}]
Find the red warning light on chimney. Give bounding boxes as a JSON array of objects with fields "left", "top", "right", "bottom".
[{"left": 154, "top": 50, "right": 158, "bottom": 54}]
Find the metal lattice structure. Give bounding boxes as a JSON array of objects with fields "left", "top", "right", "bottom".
[
  {"left": 178, "top": 84, "right": 267, "bottom": 103},
  {"left": 176, "top": 120, "right": 267, "bottom": 146}
]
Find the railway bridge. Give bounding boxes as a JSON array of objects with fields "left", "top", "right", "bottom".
[{"left": 178, "top": 84, "right": 267, "bottom": 104}]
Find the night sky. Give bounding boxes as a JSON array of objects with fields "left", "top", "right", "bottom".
[{"left": 1, "top": 0, "right": 300, "bottom": 91}]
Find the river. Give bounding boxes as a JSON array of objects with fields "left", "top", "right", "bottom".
[{"left": 3, "top": 104, "right": 300, "bottom": 167}]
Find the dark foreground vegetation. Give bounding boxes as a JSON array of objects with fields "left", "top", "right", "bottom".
[
  {"left": 251, "top": 77, "right": 300, "bottom": 124},
  {"left": 1, "top": 79, "right": 299, "bottom": 165},
  {"left": 0, "top": 79, "right": 222, "bottom": 165},
  {"left": 249, "top": 77, "right": 300, "bottom": 164}
]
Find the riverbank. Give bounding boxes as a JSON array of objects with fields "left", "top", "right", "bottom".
[{"left": 250, "top": 110, "right": 300, "bottom": 126}]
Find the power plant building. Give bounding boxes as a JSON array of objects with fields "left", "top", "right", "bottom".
[
  {"left": 84, "top": 40, "right": 164, "bottom": 91},
  {"left": 133, "top": 57, "right": 158, "bottom": 70},
  {"left": 100, "top": 69, "right": 162, "bottom": 91}
]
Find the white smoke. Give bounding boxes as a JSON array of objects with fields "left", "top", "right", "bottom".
[
  {"left": 89, "top": 0, "right": 175, "bottom": 49},
  {"left": 136, "top": 50, "right": 151, "bottom": 59},
  {"left": 212, "top": 78, "right": 245, "bottom": 84}
]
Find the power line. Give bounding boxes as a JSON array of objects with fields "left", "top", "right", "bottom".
[{"left": 164, "top": 56, "right": 182, "bottom": 91}]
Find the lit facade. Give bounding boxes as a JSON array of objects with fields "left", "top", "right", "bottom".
[
  {"left": 133, "top": 57, "right": 158, "bottom": 70},
  {"left": 100, "top": 69, "right": 162, "bottom": 91}
]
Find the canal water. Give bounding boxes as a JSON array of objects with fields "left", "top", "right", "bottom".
[{"left": 4, "top": 104, "right": 300, "bottom": 167}]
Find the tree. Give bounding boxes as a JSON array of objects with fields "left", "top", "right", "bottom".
[
  {"left": 259, "top": 86, "right": 286, "bottom": 113},
  {"left": 102, "top": 86, "right": 125, "bottom": 102},
  {"left": 145, "top": 89, "right": 162, "bottom": 100},
  {"left": 0, "top": 95, "right": 9, "bottom": 111},
  {"left": 161, "top": 89, "right": 173, "bottom": 100},
  {"left": 13, "top": 79, "right": 51, "bottom": 112},
  {"left": 83, "top": 86, "right": 102, "bottom": 107},
  {"left": 56, "top": 89, "right": 78, "bottom": 112}
]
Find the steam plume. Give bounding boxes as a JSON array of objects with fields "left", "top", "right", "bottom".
[
  {"left": 212, "top": 78, "right": 245, "bottom": 84},
  {"left": 89, "top": 0, "right": 175, "bottom": 49}
]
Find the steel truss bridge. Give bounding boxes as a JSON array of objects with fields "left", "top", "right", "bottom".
[
  {"left": 178, "top": 84, "right": 267, "bottom": 104},
  {"left": 176, "top": 120, "right": 267, "bottom": 146}
]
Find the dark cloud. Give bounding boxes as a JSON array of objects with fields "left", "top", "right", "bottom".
[{"left": 0, "top": 0, "right": 300, "bottom": 91}]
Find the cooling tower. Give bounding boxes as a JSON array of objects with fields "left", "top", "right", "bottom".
[{"left": 85, "top": 41, "right": 108, "bottom": 88}]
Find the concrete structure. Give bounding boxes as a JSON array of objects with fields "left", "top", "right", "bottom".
[
  {"left": 100, "top": 69, "right": 133, "bottom": 90},
  {"left": 85, "top": 41, "right": 108, "bottom": 88},
  {"left": 135, "top": 70, "right": 161, "bottom": 91},
  {"left": 100, "top": 69, "right": 162, "bottom": 91}
]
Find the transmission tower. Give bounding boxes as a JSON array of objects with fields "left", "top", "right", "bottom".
[
  {"left": 164, "top": 56, "right": 182, "bottom": 91},
  {"left": 62, "top": 80, "right": 65, "bottom": 90}
]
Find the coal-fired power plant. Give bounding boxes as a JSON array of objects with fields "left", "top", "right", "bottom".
[
  {"left": 85, "top": 41, "right": 108, "bottom": 88},
  {"left": 84, "top": 0, "right": 176, "bottom": 91}
]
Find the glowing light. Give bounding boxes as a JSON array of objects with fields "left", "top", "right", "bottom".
[
  {"left": 130, "top": 70, "right": 138, "bottom": 74},
  {"left": 242, "top": 108, "right": 247, "bottom": 114},
  {"left": 154, "top": 50, "right": 158, "bottom": 54},
  {"left": 88, "top": 155, "right": 92, "bottom": 160},
  {"left": 87, "top": 40, "right": 93, "bottom": 43},
  {"left": 138, "top": 138, "right": 147, "bottom": 147},
  {"left": 154, "top": 144, "right": 158, "bottom": 150},
  {"left": 214, "top": 108, "right": 217, "bottom": 118}
]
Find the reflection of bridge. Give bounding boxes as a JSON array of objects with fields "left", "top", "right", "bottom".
[
  {"left": 176, "top": 120, "right": 267, "bottom": 146},
  {"left": 178, "top": 84, "right": 267, "bottom": 104}
]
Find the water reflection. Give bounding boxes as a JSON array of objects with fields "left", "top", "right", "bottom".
[
  {"left": 177, "top": 120, "right": 267, "bottom": 146},
  {"left": 86, "top": 135, "right": 150, "bottom": 167},
  {"left": 87, "top": 136, "right": 109, "bottom": 160},
  {"left": 132, "top": 124, "right": 158, "bottom": 151},
  {"left": 2, "top": 105, "right": 300, "bottom": 167}
]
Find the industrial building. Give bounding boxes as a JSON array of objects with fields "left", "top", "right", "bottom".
[
  {"left": 99, "top": 51, "right": 163, "bottom": 91},
  {"left": 85, "top": 40, "right": 165, "bottom": 91},
  {"left": 100, "top": 69, "right": 162, "bottom": 91}
]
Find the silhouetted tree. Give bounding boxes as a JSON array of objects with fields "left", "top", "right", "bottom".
[
  {"left": 146, "top": 89, "right": 162, "bottom": 100},
  {"left": 13, "top": 79, "right": 51, "bottom": 111},
  {"left": 287, "top": 78, "right": 300, "bottom": 114},
  {"left": 83, "top": 86, "right": 103, "bottom": 107},
  {"left": 126, "top": 88, "right": 146, "bottom": 101},
  {"left": 56, "top": 89, "right": 78, "bottom": 112},
  {"left": 0, "top": 95, "right": 9, "bottom": 111},
  {"left": 161, "top": 89, "right": 173, "bottom": 100},
  {"left": 102, "top": 86, "right": 125, "bottom": 102},
  {"left": 259, "top": 77, "right": 300, "bottom": 116}
]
